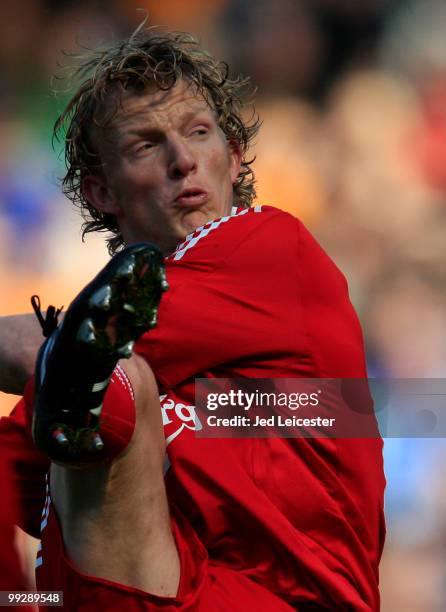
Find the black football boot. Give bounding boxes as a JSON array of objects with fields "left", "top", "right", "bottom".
[{"left": 31, "top": 242, "right": 168, "bottom": 464}]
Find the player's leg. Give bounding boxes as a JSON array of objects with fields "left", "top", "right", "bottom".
[
  {"left": 30, "top": 242, "right": 179, "bottom": 595},
  {"left": 49, "top": 354, "right": 180, "bottom": 596}
]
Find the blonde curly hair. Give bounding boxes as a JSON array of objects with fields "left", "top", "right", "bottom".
[{"left": 54, "top": 24, "right": 260, "bottom": 254}]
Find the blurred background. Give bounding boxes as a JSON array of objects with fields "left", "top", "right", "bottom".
[{"left": 1, "top": 0, "right": 446, "bottom": 609}]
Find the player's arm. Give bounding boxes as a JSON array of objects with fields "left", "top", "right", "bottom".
[{"left": 0, "top": 314, "right": 43, "bottom": 395}]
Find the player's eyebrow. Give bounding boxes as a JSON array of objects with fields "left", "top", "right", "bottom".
[
  {"left": 178, "top": 107, "right": 213, "bottom": 126},
  {"left": 117, "top": 105, "right": 213, "bottom": 140}
]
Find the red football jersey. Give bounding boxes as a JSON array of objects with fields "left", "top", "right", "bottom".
[
  {"left": 0, "top": 457, "right": 30, "bottom": 593},
  {"left": 0, "top": 205, "right": 385, "bottom": 610},
  {"left": 135, "top": 206, "right": 385, "bottom": 610}
]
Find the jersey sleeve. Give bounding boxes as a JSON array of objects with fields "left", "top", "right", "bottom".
[
  {"left": 0, "top": 380, "right": 49, "bottom": 538},
  {"left": 136, "top": 208, "right": 304, "bottom": 389}
]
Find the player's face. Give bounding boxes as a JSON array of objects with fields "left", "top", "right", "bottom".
[{"left": 83, "top": 80, "right": 242, "bottom": 254}]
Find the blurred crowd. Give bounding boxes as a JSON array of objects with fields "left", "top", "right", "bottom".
[{"left": 1, "top": 1, "right": 446, "bottom": 609}]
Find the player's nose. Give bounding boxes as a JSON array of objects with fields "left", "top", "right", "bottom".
[{"left": 167, "top": 136, "right": 197, "bottom": 179}]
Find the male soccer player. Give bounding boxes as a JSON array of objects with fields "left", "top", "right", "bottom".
[{"left": 0, "top": 26, "right": 385, "bottom": 610}]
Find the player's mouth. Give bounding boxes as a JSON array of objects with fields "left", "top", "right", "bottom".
[{"left": 175, "top": 188, "right": 208, "bottom": 207}]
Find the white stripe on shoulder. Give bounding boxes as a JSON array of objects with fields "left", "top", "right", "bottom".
[{"left": 171, "top": 205, "right": 263, "bottom": 261}]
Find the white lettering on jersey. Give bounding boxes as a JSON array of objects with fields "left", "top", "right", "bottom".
[{"left": 160, "top": 396, "right": 203, "bottom": 446}]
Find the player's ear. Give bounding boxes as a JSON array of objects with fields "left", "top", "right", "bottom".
[
  {"left": 228, "top": 140, "right": 242, "bottom": 184},
  {"left": 82, "top": 174, "right": 121, "bottom": 215}
]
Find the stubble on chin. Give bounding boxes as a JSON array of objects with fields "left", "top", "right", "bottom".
[{"left": 180, "top": 209, "right": 212, "bottom": 234}]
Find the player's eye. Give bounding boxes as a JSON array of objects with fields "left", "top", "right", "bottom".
[
  {"left": 135, "top": 141, "right": 156, "bottom": 154},
  {"left": 190, "top": 126, "right": 208, "bottom": 137}
]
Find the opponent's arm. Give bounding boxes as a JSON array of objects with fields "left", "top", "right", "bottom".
[{"left": 0, "top": 314, "right": 43, "bottom": 395}]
